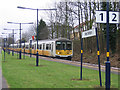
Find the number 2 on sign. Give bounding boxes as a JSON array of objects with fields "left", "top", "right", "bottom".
[
  {"left": 112, "top": 13, "right": 117, "bottom": 21},
  {"left": 109, "top": 12, "right": 119, "bottom": 23}
]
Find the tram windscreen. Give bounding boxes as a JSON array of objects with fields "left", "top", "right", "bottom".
[
  {"left": 56, "top": 41, "right": 72, "bottom": 50},
  {"left": 56, "top": 41, "right": 62, "bottom": 50},
  {"left": 66, "top": 42, "right": 72, "bottom": 50}
]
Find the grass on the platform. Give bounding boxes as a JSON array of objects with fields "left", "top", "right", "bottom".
[{"left": 2, "top": 51, "right": 119, "bottom": 88}]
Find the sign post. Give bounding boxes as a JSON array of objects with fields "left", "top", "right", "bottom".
[
  {"left": 96, "top": 1, "right": 119, "bottom": 89},
  {"left": 95, "top": 27, "right": 102, "bottom": 87},
  {"left": 80, "top": 38, "right": 83, "bottom": 80},
  {"left": 81, "top": 29, "right": 97, "bottom": 80},
  {"left": 105, "top": 1, "right": 110, "bottom": 89},
  {"left": 81, "top": 28, "right": 102, "bottom": 87}
]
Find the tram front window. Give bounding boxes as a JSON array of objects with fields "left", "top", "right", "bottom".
[
  {"left": 56, "top": 41, "right": 62, "bottom": 50},
  {"left": 66, "top": 42, "right": 72, "bottom": 50},
  {"left": 56, "top": 41, "right": 72, "bottom": 50},
  {"left": 62, "top": 42, "right": 66, "bottom": 50}
]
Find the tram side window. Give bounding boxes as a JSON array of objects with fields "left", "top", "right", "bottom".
[
  {"left": 23, "top": 45, "right": 25, "bottom": 49},
  {"left": 32, "top": 45, "right": 34, "bottom": 49},
  {"left": 38, "top": 45, "right": 40, "bottom": 49},
  {"left": 40, "top": 44, "right": 42, "bottom": 50},
  {"left": 38, "top": 44, "right": 42, "bottom": 50},
  {"left": 46, "top": 44, "right": 51, "bottom": 50},
  {"left": 22, "top": 45, "right": 24, "bottom": 49},
  {"left": 26, "top": 45, "right": 29, "bottom": 49},
  {"left": 35, "top": 44, "right": 36, "bottom": 49},
  {"left": 43, "top": 43, "right": 45, "bottom": 50},
  {"left": 46, "top": 44, "right": 48, "bottom": 50},
  {"left": 49, "top": 44, "right": 51, "bottom": 50}
]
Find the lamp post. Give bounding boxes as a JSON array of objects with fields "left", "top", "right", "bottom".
[
  {"left": 2, "top": 32, "right": 16, "bottom": 54},
  {"left": 7, "top": 22, "right": 33, "bottom": 59},
  {"left": 4, "top": 28, "right": 18, "bottom": 56},
  {"left": 17, "top": 6, "right": 57, "bottom": 66},
  {"left": 8, "top": 33, "right": 10, "bottom": 54},
  {"left": 1, "top": 33, "right": 7, "bottom": 61}
]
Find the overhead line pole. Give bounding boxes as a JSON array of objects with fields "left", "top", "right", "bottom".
[
  {"left": 7, "top": 22, "right": 33, "bottom": 59},
  {"left": 4, "top": 28, "right": 18, "bottom": 56},
  {"left": 1, "top": 33, "right": 7, "bottom": 62},
  {"left": 17, "top": 6, "right": 57, "bottom": 66}
]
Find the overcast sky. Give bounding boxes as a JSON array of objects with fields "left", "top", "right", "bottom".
[
  {"left": 0, "top": 0, "right": 119, "bottom": 41},
  {"left": 0, "top": 0, "right": 61, "bottom": 41}
]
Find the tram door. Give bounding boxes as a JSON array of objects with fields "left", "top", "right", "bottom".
[
  {"left": 42, "top": 43, "right": 45, "bottom": 55},
  {"left": 51, "top": 42, "right": 54, "bottom": 56}
]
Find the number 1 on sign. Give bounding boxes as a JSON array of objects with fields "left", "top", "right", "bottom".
[
  {"left": 100, "top": 13, "right": 103, "bottom": 21},
  {"left": 96, "top": 11, "right": 106, "bottom": 23}
]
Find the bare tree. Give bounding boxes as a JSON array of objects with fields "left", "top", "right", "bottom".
[{"left": 22, "top": 24, "right": 36, "bottom": 42}]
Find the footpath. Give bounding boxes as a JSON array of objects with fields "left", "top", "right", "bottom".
[{"left": 0, "top": 47, "right": 9, "bottom": 89}]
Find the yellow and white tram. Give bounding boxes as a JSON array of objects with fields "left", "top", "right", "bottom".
[{"left": 10, "top": 38, "right": 73, "bottom": 59}]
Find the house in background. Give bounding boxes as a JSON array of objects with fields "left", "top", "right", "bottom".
[
  {"left": 70, "top": 22, "right": 86, "bottom": 40},
  {"left": 70, "top": 20, "right": 95, "bottom": 40}
]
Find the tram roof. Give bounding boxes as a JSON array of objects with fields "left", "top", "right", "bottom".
[{"left": 38, "top": 38, "right": 71, "bottom": 43}]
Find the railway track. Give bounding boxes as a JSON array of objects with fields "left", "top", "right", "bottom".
[{"left": 24, "top": 53, "right": 120, "bottom": 75}]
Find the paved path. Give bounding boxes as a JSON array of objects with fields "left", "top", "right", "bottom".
[
  {"left": 0, "top": 47, "right": 9, "bottom": 89},
  {"left": 0, "top": 67, "right": 2, "bottom": 90},
  {"left": 0, "top": 67, "right": 9, "bottom": 89}
]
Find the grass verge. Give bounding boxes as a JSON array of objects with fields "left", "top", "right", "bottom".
[{"left": 2, "top": 51, "right": 119, "bottom": 88}]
